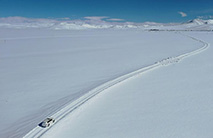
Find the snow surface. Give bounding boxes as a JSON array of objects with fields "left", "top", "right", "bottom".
[
  {"left": 0, "top": 25, "right": 212, "bottom": 138},
  {"left": 0, "top": 28, "right": 200, "bottom": 137},
  {"left": 40, "top": 32, "right": 213, "bottom": 138}
]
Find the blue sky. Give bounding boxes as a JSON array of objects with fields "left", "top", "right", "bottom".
[{"left": 0, "top": 0, "right": 213, "bottom": 23}]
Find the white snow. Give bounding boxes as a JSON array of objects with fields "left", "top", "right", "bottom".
[
  {"left": 41, "top": 32, "right": 213, "bottom": 138},
  {"left": 0, "top": 19, "right": 213, "bottom": 138}
]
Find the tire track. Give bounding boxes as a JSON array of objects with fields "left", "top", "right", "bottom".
[{"left": 23, "top": 33, "right": 209, "bottom": 138}]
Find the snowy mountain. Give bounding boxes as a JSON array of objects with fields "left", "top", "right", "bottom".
[
  {"left": 187, "top": 19, "right": 213, "bottom": 25},
  {"left": 0, "top": 17, "right": 213, "bottom": 30}
]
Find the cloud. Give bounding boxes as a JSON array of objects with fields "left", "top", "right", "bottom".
[
  {"left": 59, "top": 17, "right": 70, "bottom": 20},
  {"left": 107, "top": 18, "right": 125, "bottom": 21},
  {"left": 0, "top": 16, "right": 57, "bottom": 23},
  {"left": 197, "top": 15, "right": 213, "bottom": 19},
  {"left": 84, "top": 16, "right": 108, "bottom": 21},
  {"left": 178, "top": 12, "right": 187, "bottom": 17}
]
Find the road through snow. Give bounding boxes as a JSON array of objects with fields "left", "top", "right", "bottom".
[{"left": 24, "top": 33, "right": 209, "bottom": 138}]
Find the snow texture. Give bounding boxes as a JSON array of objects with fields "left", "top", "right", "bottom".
[
  {"left": 0, "top": 25, "right": 212, "bottom": 138},
  {"left": 41, "top": 33, "right": 213, "bottom": 138}
]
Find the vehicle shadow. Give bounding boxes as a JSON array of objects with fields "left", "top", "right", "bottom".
[{"left": 38, "top": 122, "right": 45, "bottom": 128}]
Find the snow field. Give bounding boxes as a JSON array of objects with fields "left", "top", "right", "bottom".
[
  {"left": 41, "top": 32, "right": 213, "bottom": 138},
  {"left": 0, "top": 29, "right": 205, "bottom": 137}
]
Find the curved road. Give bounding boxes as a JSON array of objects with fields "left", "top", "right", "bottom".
[{"left": 23, "top": 33, "right": 209, "bottom": 138}]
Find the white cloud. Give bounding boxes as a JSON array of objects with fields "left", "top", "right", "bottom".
[
  {"left": 107, "top": 18, "right": 125, "bottom": 21},
  {"left": 178, "top": 12, "right": 187, "bottom": 17},
  {"left": 0, "top": 16, "right": 57, "bottom": 23},
  {"left": 59, "top": 17, "right": 70, "bottom": 20},
  {"left": 84, "top": 16, "right": 108, "bottom": 21},
  {"left": 197, "top": 15, "right": 213, "bottom": 19}
]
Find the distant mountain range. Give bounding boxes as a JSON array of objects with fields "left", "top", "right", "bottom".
[
  {"left": 0, "top": 17, "right": 213, "bottom": 31},
  {"left": 186, "top": 19, "right": 213, "bottom": 25}
]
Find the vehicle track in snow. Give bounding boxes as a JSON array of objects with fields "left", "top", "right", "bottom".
[{"left": 23, "top": 33, "right": 209, "bottom": 138}]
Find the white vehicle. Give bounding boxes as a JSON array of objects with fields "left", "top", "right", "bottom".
[{"left": 40, "top": 117, "right": 55, "bottom": 128}]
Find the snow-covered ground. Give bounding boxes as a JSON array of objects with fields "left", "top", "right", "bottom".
[
  {"left": 0, "top": 24, "right": 212, "bottom": 137},
  {"left": 40, "top": 32, "right": 213, "bottom": 138}
]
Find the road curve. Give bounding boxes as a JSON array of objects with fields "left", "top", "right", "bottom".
[{"left": 23, "top": 33, "right": 209, "bottom": 138}]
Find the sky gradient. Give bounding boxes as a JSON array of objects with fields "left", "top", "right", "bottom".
[{"left": 0, "top": 0, "right": 213, "bottom": 23}]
